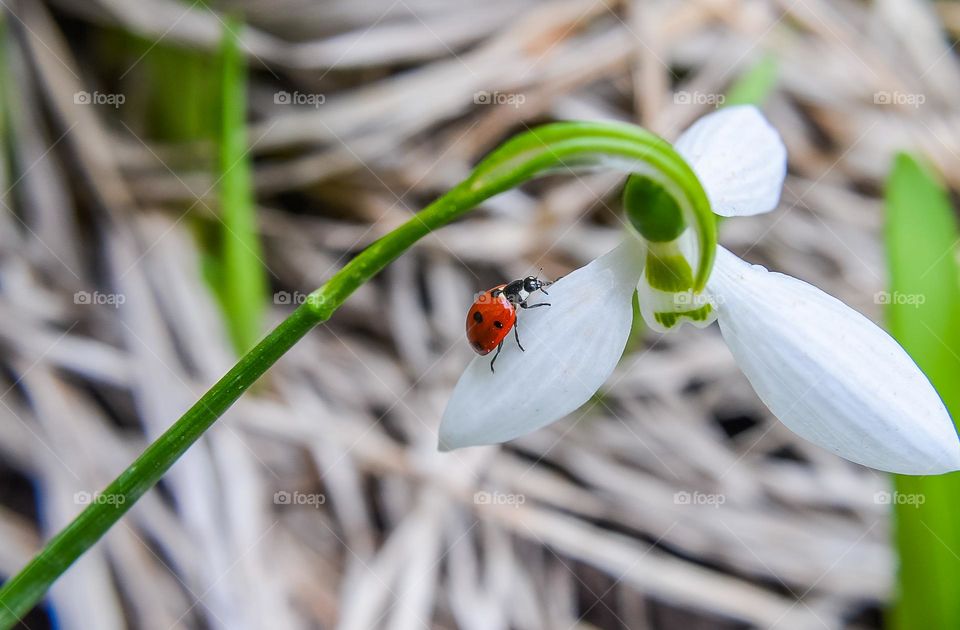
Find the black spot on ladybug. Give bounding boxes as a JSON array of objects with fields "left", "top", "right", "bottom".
[
  {"left": 494, "top": 321, "right": 504, "bottom": 329},
  {"left": 473, "top": 311, "right": 483, "bottom": 323},
  {"left": 472, "top": 341, "right": 484, "bottom": 351}
]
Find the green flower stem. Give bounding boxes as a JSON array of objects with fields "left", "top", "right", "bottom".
[{"left": 0, "top": 122, "right": 713, "bottom": 628}]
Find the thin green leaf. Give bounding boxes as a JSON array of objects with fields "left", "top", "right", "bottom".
[
  {"left": 884, "top": 152, "right": 960, "bottom": 630},
  {"left": 218, "top": 17, "right": 267, "bottom": 353},
  {"left": 140, "top": 37, "right": 226, "bottom": 320}
]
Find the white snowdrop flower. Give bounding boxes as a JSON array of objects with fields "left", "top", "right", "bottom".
[{"left": 439, "top": 106, "right": 960, "bottom": 475}]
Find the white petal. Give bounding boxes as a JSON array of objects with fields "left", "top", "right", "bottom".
[
  {"left": 675, "top": 106, "right": 786, "bottom": 217},
  {"left": 439, "top": 239, "right": 644, "bottom": 450},
  {"left": 709, "top": 247, "right": 960, "bottom": 475}
]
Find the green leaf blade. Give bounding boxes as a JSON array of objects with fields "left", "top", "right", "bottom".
[
  {"left": 884, "top": 152, "right": 960, "bottom": 630},
  {"left": 218, "top": 18, "right": 267, "bottom": 354}
]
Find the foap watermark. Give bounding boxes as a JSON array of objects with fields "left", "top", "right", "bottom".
[
  {"left": 473, "top": 490, "right": 525, "bottom": 506},
  {"left": 274, "top": 90, "right": 325, "bottom": 108},
  {"left": 874, "top": 291, "right": 925, "bottom": 308},
  {"left": 74, "top": 90, "right": 125, "bottom": 109},
  {"left": 874, "top": 490, "right": 925, "bottom": 508},
  {"left": 74, "top": 290, "right": 126, "bottom": 308},
  {"left": 672, "top": 291, "right": 718, "bottom": 308},
  {"left": 674, "top": 490, "right": 725, "bottom": 507},
  {"left": 274, "top": 290, "right": 311, "bottom": 306},
  {"left": 471, "top": 290, "right": 507, "bottom": 304},
  {"left": 473, "top": 90, "right": 526, "bottom": 109},
  {"left": 674, "top": 90, "right": 725, "bottom": 108},
  {"left": 273, "top": 490, "right": 326, "bottom": 508},
  {"left": 873, "top": 91, "right": 925, "bottom": 109},
  {"left": 74, "top": 491, "right": 126, "bottom": 507}
]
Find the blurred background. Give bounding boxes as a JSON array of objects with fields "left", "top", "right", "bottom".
[{"left": 1, "top": 0, "right": 959, "bottom": 628}]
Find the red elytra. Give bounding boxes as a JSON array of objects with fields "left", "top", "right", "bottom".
[
  {"left": 466, "top": 284, "right": 516, "bottom": 356},
  {"left": 465, "top": 275, "right": 552, "bottom": 372}
]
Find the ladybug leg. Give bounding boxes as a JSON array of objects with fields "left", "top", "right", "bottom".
[
  {"left": 490, "top": 340, "right": 504, "bottom": 373},
  {"left": 520, "top": 301, "right": 551, "bottom": 309},
  {"left": 514, "top": 323, "right": 525, "bottom": 352}
]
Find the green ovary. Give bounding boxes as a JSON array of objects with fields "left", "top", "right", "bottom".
[{"left": 624, "top": 175, "right": 687, "bottom": 242}]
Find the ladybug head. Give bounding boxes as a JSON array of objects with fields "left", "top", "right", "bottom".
[{"left": 523, "top": 274, "right": 552, "bottom": 294}]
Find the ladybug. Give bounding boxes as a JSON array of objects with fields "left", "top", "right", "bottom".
[{"left": 466, "top": 275, "right": 552, "bottom": 372}]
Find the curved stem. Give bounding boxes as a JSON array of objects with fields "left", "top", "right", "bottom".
[{"left": 0, "top": 121, "right": 713, "bottom": 628}]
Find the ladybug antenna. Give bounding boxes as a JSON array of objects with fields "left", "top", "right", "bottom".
[{"left": 536, "top": 267, "right": 553, "bottom": 294}]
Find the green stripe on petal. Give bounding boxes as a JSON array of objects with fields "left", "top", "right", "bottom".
[
  {"left": 654, "top": 304, "right": 713, "bottom": 329},
  {"left": 645, "top": 249, "right": 694, "bottom": 293}
]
